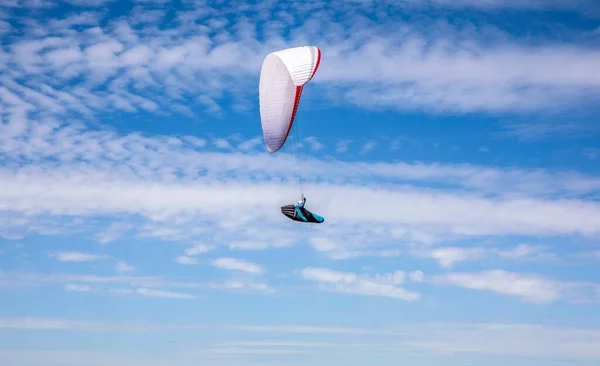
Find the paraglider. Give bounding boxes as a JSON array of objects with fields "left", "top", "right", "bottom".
[{"left": 258, "top": 45, "right": 324, "bottom": 224}]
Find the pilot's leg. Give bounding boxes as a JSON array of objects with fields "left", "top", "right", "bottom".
[{"left": 295, "top": 207, "right": 308, "bottom": 222}]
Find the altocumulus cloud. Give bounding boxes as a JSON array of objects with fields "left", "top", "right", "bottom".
[
  {"left": 0, "top": 0, "right": 600, "bottom": 315},
  {"left": 1, "top": 0, "right": 600, "bottom": 118},
  {"left": 2, "top": 3, "right": 600, "bottom": 366}
]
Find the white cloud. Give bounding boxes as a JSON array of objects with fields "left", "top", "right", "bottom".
[
  {"left": 425, "top": 247, "right": 487, "bottom": 268},
  {"left": 494, "top": 244, "right": 556, "bottom": 261},
  {"left": 408, "top": 270, "right": 424, "bottom": 282},
  {"left": 431, "top": 269, "right": 600, "bottom": 304},
  {"left": 584, "top": 148, "right": 599, "bottom": 160},
  {"left": 237, "top": 137, "right": 263, "bottom": 152},
  {"left": 97, "top": 222, "right": 132, "bottom": 244},
  {"left": 3, "top": 317, "right": 600, "bottom": 360},
  {"left": 0, "top": 271, "right": 275, "bottom": 298},
  {"left": 175, "top": 256, "right": 198, "bottom": 265},
  {"left": 300, "top": 267, "right": 420, "bottom": 301},
  {"left": 53, "top": 251, "right": 107, "bottom": 262},
  {"left": 335, "top": 139, "right": 352, "bottom": 153},
  {"left": 3, "top": 147, "right": 600, "bottom": 253},
  {"left": 115, "top": 261, "right": 135, "bottom": 272},
  {"left": 212, "top": 258, "right": 264, "bottom": 275},
  {"left": 0, "top": 0, "right": 598, "bottom": 124},
  {"left": 302, "top": 137, "right": 325, "bottom": 151},
  {"left": 360, "top": 141, "right": 377, "bottom": 154},
  {"left": 134, "top": 288, "right": 198, "bottom": 299},
  {"left": 64, "top": 284, "right": 91, "bottom": 292},
  {"left": 210, "top": 280, "right": 276, "bottom": 294},
  {"left": 310, "top": 236, "right": 403, "bottom": 260},
  {"left": 416, "top": 244, "right": 556, "bottom": 268},
  {"left": 213, "top": 138, "right": 233, "bottom": 150},
  {"left": 184, "top": 243, "right": 214, "bottom": 256},
  {"left": 0, "top": 0, "right": 599, "bottom": 324},
  {"left": 202, "top": 347, "right": 309, "bottom": 355}
]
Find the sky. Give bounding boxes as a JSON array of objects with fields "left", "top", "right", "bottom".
[{"left": 1, "top": 0, "right": 600, "bottom": 365}]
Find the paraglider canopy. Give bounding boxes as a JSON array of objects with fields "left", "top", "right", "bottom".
[{"left": 258, "top": 46, "right": 321, "bottom": 153}]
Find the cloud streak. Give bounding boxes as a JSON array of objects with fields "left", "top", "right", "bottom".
[
  {"left": 2, "top": 317, "right": 600, "bottom": 359},
  {"left": 300, "top": 267, "right": 420, "bottom": 301},
  {"left": 430, "top": 269, "right": 600, "bottom": 304},
  {"left": 53, "top": 251, "right": 107, "bottom": 262},
  {"left": 213, "top": 258, "right": 265, "bottom": 275},
  {"left": 0, "top": 0, "right": 599, "bottom": 124}
]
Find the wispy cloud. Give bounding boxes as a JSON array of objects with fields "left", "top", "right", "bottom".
[
  {"left": 584, "top": 148, "right": 599, "bottom": 160},
  {"left": 335, "top": 139, "right": 352, "bottom": 153},
  {"left": 115, "top": 261, "right": 135, "bottom": 272},
  {"left": 53, "top": 251, "right": 107, "bottom": 262},
  {"left": 97, "top": 222, "right": 132, "bottom": 244},
  {"left": 424, "top": 247, "right": 487, "bottom": 268},
  {"left": 175, "top": 243, "right": 215, "bottom": 265},
  {"left": 430, "top": 269, "right": 600, "bottom": 304},
  {"left": 64, "top": 284, "right": 91, "bottom": 292},
  {"left": 0, "top": 2, "right": 598, "bottom": 365},
  {"left": 418, "top": 244, "right": 556, "bottom": 268},
  {"left": 299, "top": 267, "right": 420, "bottom": 301},
  {"left": 3, "top": 130, "right": 600, "bottom": 252},
  {"left": 500, "top": 119, "right": 598, "bottom": 141},
  {"left": 175, "top": 256, "right": 198, "bottom": 265},
  {"left": 1, "top": 20, "right": 600, "bottom": 255},
  {"left": 302, "top": 137, "right": 326, "bottom": 151},
  {"left": 209, "top": 280, "right": 275, "bottom": 294},
  {"left": 398, "top": 0, "right": 600, "bottom": 12},
  {"left": 360, "top": 141, "right": 377, "bottom": 154},
  {"left": 185, "top": 243, "right": 214, "bottom": 256},
  {"left": 2, "top": 317, "right": 600, "bottom": 359},
  {"left": 212, "top": 258, "right": 264, "bottom": 275},
  {"left": 0, "top": 271, "right": 270, "bottom": 299},
  {"left": 0, "top": 0, "right": 598, "bottom": 129},
  {"left": 130, "top": 288, "right": 199, "bottom": 299}
]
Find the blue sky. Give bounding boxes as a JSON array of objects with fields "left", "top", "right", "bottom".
[{"left": 1, "top": 0, "right": 600, "bottom": 365}]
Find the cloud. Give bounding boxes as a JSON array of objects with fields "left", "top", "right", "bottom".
[
  {"left": 299, "top": 267, "right": 420, "bottom": 301},
  {"left": 408, "top": 270, "right": 425, "bottom": 282},
  {"left": 0, "top": 272, "right": 172, "bottom": 289},
  {"left": 0, "top": 271, "right": 275, "bottom": 298},
  {"left": 175, "top": 256, "right": 198, "bottom": 265},
  {"left": 0, "top": 0, "right": 598, "bottom": 127},
  {"left": 115, "top": 261, "right": 135, "bottom": 272},
  {"left": 494, "top": 244, "right": 556, "bottom": 261},
  {"left": 212, "top": 258, "right": 264, "bottom": 275},
  {"left": 0, "top": 0, "right": 599, "bottom": 333},
  {"left": 584, "top": 148, "right": 599, "bottom": 160},
  {"left": 360, "top": 141, "right": 377, "bottom": 154},
  {"left": 417, "top": 244, "right": 556, "bottom": 268},
  {"left": 1, "top": 38, "right": 600, "bottom": 257},
  {"left": 2, "top": 317, "right": 600, "bottom": 360},
  {"left": 97, "top": 222, "right": 132, "bottom": 244},
  {"left": 184, "top": 243, "right": 215, "bottom": 256},
  {"left": 425, "top": 247, "right": 487, "bottom": 268},
  {"left": 3, "top": 135, "right": 600, "bottom": 253},
  {"left": 302, "top": 137, "right": 325, "bottom": 151},
  {"left": 500, "top": 118, "right": 599, "bottom": 141},
  {"left": 398, "top": 0, "right": 600, "bottom": 12},
  {"left": 64, "top": 284, "right": 91, "bottom": 291},
  {"left": 132, "top": 288, "right": 199, "bottom": 299},
  {"left": 53, "top": 251, "right": 107, "bottom": 262},
  {"left": 175, "top": 243, "right": 215, "bottom": 264},
  {"left": 335, "top": 139, "right": 352, "bottom": 153},
  {"left": 431, "top": 269, "right": 600, "bottom": 304},
  {"left": 209, "top": 280, "right": 276, "bottom": 294}
]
